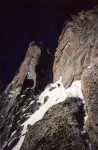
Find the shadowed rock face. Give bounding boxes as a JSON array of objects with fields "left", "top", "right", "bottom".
[
  {"left": 21, "top": 98, "right": 86, "bottom": 150},
  {"left": 35, "top": 49, "right": 54, "bottom": 94},
  {"left": 81, "top": 60, "right": 98, "bottom": 149},
  {"left": 0, "top": 44, "right": 41, "bottom": 116},
  {"left": 0, "top": 43, "right": 54, "bottom": 150},
  {"left": 0, "top": 44, "right": 41, "bottom": 149}
]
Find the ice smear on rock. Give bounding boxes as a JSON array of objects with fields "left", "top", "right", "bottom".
[{"left": 12, "top": 77, "right": 83, "bottom": 150}]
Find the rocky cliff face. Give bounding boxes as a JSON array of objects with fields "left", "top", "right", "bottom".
[
  {"left": 53, "top": 6, "right": 98, "bottom": 150},
  {"left": 0, "top": 43, "right": 53, "bottom": 150},
  {"left": 0, "top": 6, "right": 98, "bottom": 150},
  {"left": 53, "top": 6, "right": 98, "bottom": 88}
]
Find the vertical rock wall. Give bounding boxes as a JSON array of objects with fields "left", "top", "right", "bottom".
[
  {"left": 81, "top": 59, "right": 98, "bottom": 149},
  {"left": 53, "top": 6, "right": 98, "bottom": 88},
  {"left": 53, "top": 6, "right": 98, "bottom": 149}
]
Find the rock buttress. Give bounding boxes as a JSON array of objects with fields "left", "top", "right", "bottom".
[
  {"left": 53, "top": 6, "right": 98, "bottom": 88},
  {"left": 53, "top": 6, "right": 98, "bottom": 149},
  {"left": 0, "top": 44, "right": 41, "bottom": 149}
]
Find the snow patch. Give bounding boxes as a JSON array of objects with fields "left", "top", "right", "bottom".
[
  {"left": 11, "top": 130, "right": 16, "bottom": 137},
  {"left": 9, "top": 91, "right": 15, "bottom": 94},
  {"left": 29, "top": 101, "right": 34, "bottom": 105},
  {"left": 11, "top": 78, "right": 83, "bottom": 150},
  {"left": 64, "top": 42, "right": 70, "bottom": 50},
  {"left": 8, "top": 91, "right": 16, "bottom": 98},
  {"left": 81, "top": 130, "right": 86, "bottom": 135},
  {"left": 21, "top": 95, "right": 25, "bottom": 98},
  {"left": 85, "top": 140, "right": 92, "bottom": 150},
  {"left": 11, "top": 80, "right": 15, "bottom": 84},
  {"left": 84, "top": 113, "right": 88, "bottom": 122},
  {"left": 82, "top": 96, "right": 92, "bottom": 149},
  {"left": 87, "top": 66, "right": 91, "bottom": 69},
  {"left": 22, "top": 108, "right": 26, "bottom": 112}
]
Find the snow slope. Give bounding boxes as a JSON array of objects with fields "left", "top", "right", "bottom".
[{"left": 12, "top": 77, "right": 83, "bottom": 150}]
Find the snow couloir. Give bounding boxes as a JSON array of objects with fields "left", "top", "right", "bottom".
[{"left": 12, "top": 77, "right": 84, "bottom": 150}]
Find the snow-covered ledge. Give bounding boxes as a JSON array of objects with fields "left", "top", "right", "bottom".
[{"left": 12, "top": 77, "right": 84, "bottom": 150}]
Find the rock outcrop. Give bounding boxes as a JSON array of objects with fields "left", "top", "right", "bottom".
[
  {"left": 0, "top": 42, "right": 54, "bottom": 150},
  {"left": 0, "top": 44, "right": 41, "bottom": 149},
  {"left": 21, "top": 98, "right": 85, "bottom": 150},
  {"left": 53, "top": 6, "right": 98, "bottom": 88},
  {"left": 53, "top": 6, "right": 98, "bottom": 150},
  {"left": 0, "top": 43, "right": 41, "bottom": 116},
  {"left": 81, "top": 59, "right": 98, "bottom": 149}
]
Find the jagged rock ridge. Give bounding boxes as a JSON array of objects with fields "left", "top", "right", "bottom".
[
  {"left": 0, "top": 43, "right": 53, "bottom": 150},
  {"left": 0, "top": 6, "right": 98, "bottom": 150}
]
